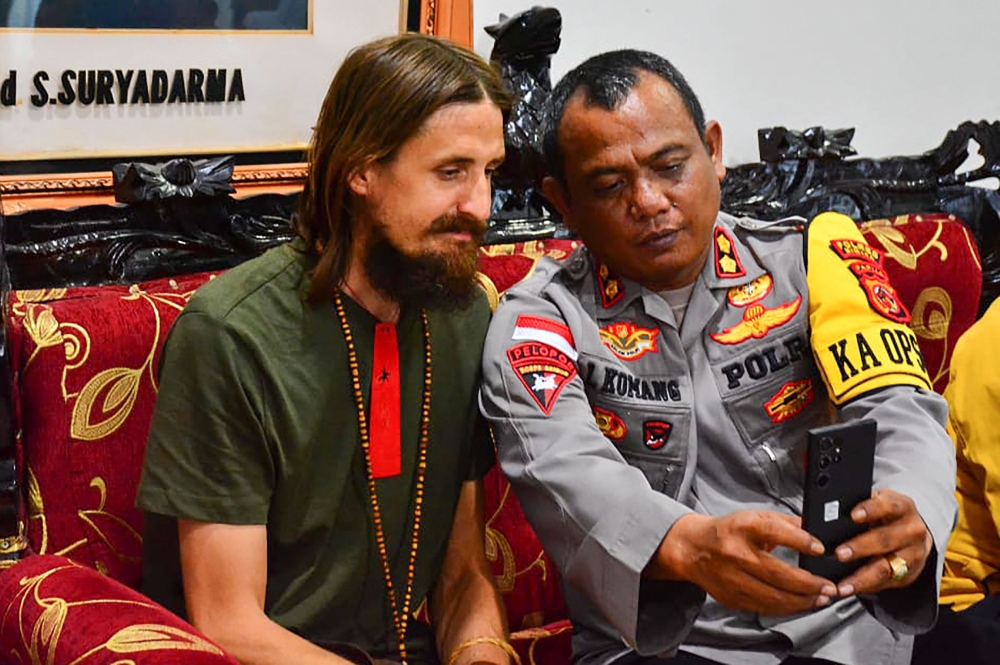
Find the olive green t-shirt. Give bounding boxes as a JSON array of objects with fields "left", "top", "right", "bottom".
[{"left": 137, "top": 241, "right": 494, "bottom": 661}]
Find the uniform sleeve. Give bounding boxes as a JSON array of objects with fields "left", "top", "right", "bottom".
[
  {"left": 806, "top": 212, "right": 956, "bottom": 632},
  {"left": 467, "top": 415, "right": 496, "bottom": 480},
  {"left": 940, "top": 301, "right": 1000, "bottom": 605},
  {"left": 137, "top": 311, "right": 275, "bottom": 524},
  {"left": 479, "top": 286, "right": 703, "bottom": 655}
]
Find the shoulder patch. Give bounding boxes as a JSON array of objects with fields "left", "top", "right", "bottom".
[
  {"left": 764, "top": 379, "right": 815, "bottom": 424},
  {"left": 714, "top": 226, "right": 747, "bottom": 278},
  {"left": 849, "top": 263, "right": 910, "bottom": 324},
  {"left": 593, "top": 407, "right": 627, "bottom": 441},
  {"left": 728, "top": 273, "right": 773, "bottom": 307},
  {"left": 830, "top": 238, "right": 883, "bottom": 265},
  {"left": 710, "top": 296, "right": 802, "bottom": 345},
  {"left": 507, "top": 342, "right": 577, "bottom": 416},
  {"left": 512, "top": 314, "right": 578, "bottom": 361},
  {"left": 806, "top": 212, "right": 930, "bottom": 403},
  {"left": 599, "top": 322, "right": 660, "bottom": 360},
  {"left": 596, "top": 263, "right": 624, "bottom": 308}
]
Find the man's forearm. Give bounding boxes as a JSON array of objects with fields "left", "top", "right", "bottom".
[
  {"left": 195, "top": 607, "right": 356, "bottom": 665},
  {"left": 430, "top": 566, "right": 511, "bottom": 665}
]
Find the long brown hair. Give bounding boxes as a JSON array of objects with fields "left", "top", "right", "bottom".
[{"left": 294, "top": 33, "right": 510, "bottom": 304}]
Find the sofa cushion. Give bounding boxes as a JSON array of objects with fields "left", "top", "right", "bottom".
[
  {"left": 859, "top": 213, "right": 982, "bottom": 393},
  {"left": 9, "top": 272, "right": 219, "bottom": 588}
]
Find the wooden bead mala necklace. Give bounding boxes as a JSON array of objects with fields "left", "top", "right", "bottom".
[{"left": 334, "top": 292, "right": 432, "bottom": 665}]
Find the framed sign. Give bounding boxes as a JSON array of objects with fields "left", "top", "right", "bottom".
[{"left": 0, "top": 0, "right": 407, "bottom": 162}]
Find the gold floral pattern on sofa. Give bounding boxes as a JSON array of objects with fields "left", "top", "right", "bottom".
[
  {"left": 860, "top": 214, "right": 982, "bottom": 393},
  {"left": 10, "top": 274, "right": 218, "bottom": 586},
  {"left": 1, "top": 564, "right": 224, "bottom": 663}
]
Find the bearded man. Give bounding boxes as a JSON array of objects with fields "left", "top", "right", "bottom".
[{"left": 138, "top": 33, "right": 514, "bottom": 665}]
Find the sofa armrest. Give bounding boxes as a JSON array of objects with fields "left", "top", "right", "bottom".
[
  {"left": 509, "top": 619, "right": 572, "bottom": 665},
  {"left": 0, "top": 554, "right": 238, "bottom": 664}
]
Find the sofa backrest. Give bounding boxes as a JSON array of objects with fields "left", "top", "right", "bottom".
[{"left": 5, "top": 217, "right": 980, "bottom": 627}]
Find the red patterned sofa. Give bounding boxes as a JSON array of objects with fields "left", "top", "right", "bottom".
[{"left": 0, "top": 209, "right": 987, "bottom": 665}]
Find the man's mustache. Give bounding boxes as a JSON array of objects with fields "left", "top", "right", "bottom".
[{"left": 429, "top": 213, "right": 488, "bottom": 239}]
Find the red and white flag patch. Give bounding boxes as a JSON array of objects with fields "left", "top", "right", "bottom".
[
  {"left": 512, "top": 315, "right": 578, "bottom": 361},
  {"left": 507, "top": 341, "right": 577, "bottom": 415}
]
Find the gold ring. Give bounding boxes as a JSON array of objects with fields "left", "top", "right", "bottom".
[{"left": 887, "top": 555, "right": 909, "bottom": 583}]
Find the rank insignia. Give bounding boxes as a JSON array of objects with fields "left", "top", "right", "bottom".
[
  {"left": 764, "top": 379, "right": 815, "bottom": 424},
  {"left": 714, "top": 227, "right": 746, "bottom": 278},
  {"left": 727, "top": 273, "right": 773, "bottom": 307},
  {"left": 593, "top": 407, "right": 627, "bottom": 441},
  {"left": 710, "top": 296, "right": 802, "bottom": 344},
  {"left": 643, "top": 420, "right": 673, "bottom": 450},
  {"left": 596, "top": 263, "right": 624, "bottom": 308},
  {"left": 507, "top": 341, "right": 577, "bottom": 416},
  {"left": 599, "top": 322, "right": 660, "bottom": 361},
  {"left": 830, "top": 238, "right": 883, "bottom": 265}
]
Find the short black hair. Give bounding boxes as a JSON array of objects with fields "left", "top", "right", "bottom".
[{"left": 543, "top": 49, "right": 707, "bottom": 187}]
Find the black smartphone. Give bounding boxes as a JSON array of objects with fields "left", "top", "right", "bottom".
[{"left": 799, "top": 418, "right": 877, "bottom": 580}]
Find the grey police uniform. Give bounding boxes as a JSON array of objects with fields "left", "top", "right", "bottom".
[{"left": 480, "top": 212, "right": 956, "bottom": 665}]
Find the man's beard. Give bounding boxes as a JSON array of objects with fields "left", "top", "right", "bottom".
[{"left": 364, "top": 214, "right": 485, "bottom": 312}]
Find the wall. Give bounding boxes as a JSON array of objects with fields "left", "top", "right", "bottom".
[{"left": 473, "top": 1, "right": 1000, "bottom": 166}]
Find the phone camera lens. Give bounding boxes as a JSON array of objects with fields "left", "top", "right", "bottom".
[
  {"left": 819, "top": 455, "right": 830, "bottom": 469},
  {"left": 816, "top": 472, "right": 830, "bottom": 488},
  {"left": 832, "top": 453, "right": 842, "bottom": 463},
  {"left": 820, "top": 437, "right": 833, "bottom": 451}
]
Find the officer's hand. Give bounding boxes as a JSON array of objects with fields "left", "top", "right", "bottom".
[
  {"left": 829, "top": 488, "right": 932, "bottom": 597},
  {"left": 649, "top": 511, "right": 836, "bottom": 615}
]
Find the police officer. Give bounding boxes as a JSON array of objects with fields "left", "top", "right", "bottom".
[{"left": 480, "top": 49, "right": 956, "bottom": 665}]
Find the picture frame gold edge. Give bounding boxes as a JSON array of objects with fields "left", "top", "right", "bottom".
[{"left": 0, "top": 163, "right": 308, "bottom": 215}]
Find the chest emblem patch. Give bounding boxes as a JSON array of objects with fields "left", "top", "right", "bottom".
[
  {"left": 593, "top": 407, "right": 627, "bottom": 441},
  {"left": 507, "top": 341, "right": 577, "bottom": 416},
  {"left": 764, "top": 379, "right": 815, "bottom": 424},
  {"left": 643, "top": 420, "right": 673, "bottom": 450},
  {"left": 596, "top": 263, "right": 625, "bottom": 308},
  {"left": 714, "top": 227, "right": 747, "bottom": 278},
  {"left": 727, "top": 274, "right": 773, "bottom": 307},
  {"left": 710, "top": 296, "right": 802, "bottom": 345},
  {"left": 599, "top": 322, "right": 660, "bottom": 360}
]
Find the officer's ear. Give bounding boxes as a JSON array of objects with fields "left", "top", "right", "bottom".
[
  {"left": 704, "top": 120, "right": 726, "bottom": 182},
  {"left": 542, "top": 176, "right": 576, "bottom": 232}
]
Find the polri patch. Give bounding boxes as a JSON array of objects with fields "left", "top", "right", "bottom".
[
  {"left": 599, "top": 322, "right": 660, "bottom": 361},
  {"left": 593, "top": 407, "right": 627, "bottom": 441},
  {"left": 596, "top": 263, "right": 625, "bottom": 308},
  {"left": 714, "top": 227, "right": 746, "bottom": 278},
  {"left": 830, "top": 238, "right": 883, "bottom": 265},
  {"left": 764, "top": 379, "right": 815, "bottom": 424},
  {"left": 727, "top": 273, "right": 773, "bottom": 307},
  {"left": 710, "top": 296, "right": 802, "bottom": 345},
  {"left": 643, "top": 420, "right": 673, "bottom": 450},
  {"left": 507, "top": 341, "right": 577, "bottom": 416}
]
